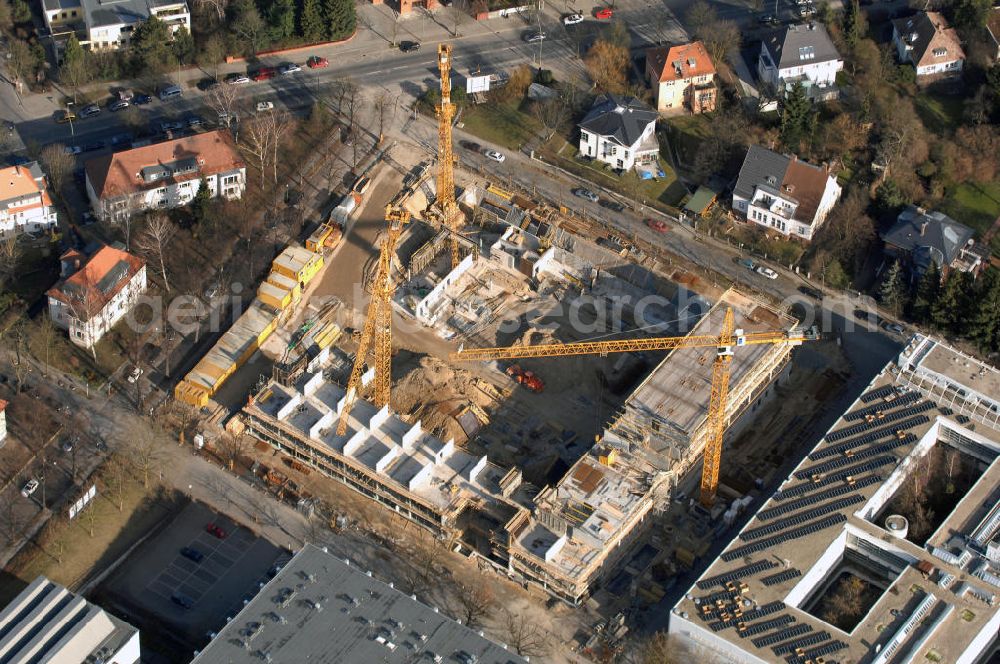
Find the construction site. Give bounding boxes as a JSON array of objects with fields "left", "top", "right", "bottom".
[{"left": 171, "top": 45, "right": 848, "bottom": 640}]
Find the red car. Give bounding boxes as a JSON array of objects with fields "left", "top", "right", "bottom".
[
  {"left": 594, "top": 7, "right": 613, "bottom": 19},
  {"left": 307, "top": 56, "right": 329, "bottom": 69},
  {"left": 646, "top": 218, "right": 668, "bottom": 233},
  {"left": 206, "top": 523, "right": 227, "bottom": 539},
  {"left": 250, "top": 67, "right": 276, "bottom": 82}
]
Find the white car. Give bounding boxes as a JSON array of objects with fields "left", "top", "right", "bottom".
[
  {"left": 256, "top": 101, "right": 275, "bottom": 112},
  {"left": 21, "top": 479, "right": 38, "bottom": 497},
  {"left": 127, "top": 366, "right": 143, "bottom": 383},
  {"left": 62, "top": 145, "right": 82, "bottom": 155},
  {"left": 484, "top": 149, "right": 505, "bottom": 163},
  {"left": 279, "top": 63, "right": 301, "bottom": 74},
  {"left": 755, "top": 266, "right": 778, "bottom": 280},
  {"left": 563, "top": 12, "right": 584, "bottom": 24}
]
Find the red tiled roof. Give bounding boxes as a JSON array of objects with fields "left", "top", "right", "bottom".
[
  {"left": 85, "top": 130, "right": 245, "bottom": 199},
  {"left": 47, "top": 245, "right": 145, "bottom": 320},
  {"left": 647, "top": 41, "right": 716, "bottom": 83}
]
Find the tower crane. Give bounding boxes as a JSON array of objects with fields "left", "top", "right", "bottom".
[
  {"left": 337, "top": 205, "right": 411, "bottom": 436},
  {"left": 434, "top": 43, "right": 464, "bottom": 269},
  {"left": 451, "top": 309, "right": 819, "bottom": 506}
]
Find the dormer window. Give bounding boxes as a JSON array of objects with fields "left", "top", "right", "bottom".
[
  {"left": 765, "top": 175, "right": 777, "bottom": 186},
  {"left": 798, "top": 45, "right": 815, "bottom": 60},
  {"left": 932, "top": 47, "right": 947, "bottom": 57}
]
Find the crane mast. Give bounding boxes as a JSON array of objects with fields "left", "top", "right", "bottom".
[
  {"left": 337, "top": 205, "right": 410, "bottom": 436},
  {"left": 451, "top": 308, "right": 818, "bottom": 506},
  {"left": 435, "top": 43, "right": 463, "bottom": 269}
]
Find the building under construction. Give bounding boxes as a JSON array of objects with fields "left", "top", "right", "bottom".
[{"left": 237, "top": 288, "right": 801, "bottom": 604}]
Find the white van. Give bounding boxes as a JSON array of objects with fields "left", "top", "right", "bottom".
[{"left": 158, "top": 84, "right": 182, "bottom": 100}]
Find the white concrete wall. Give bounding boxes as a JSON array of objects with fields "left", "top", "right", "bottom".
[
  {"left": 785, "top": 528, "right": 848, "bottom": 607},
  {"left": 415, "top": 253, "right": 475, "bottom": 326},
  {"left": 668, "top": 613, "right": 772, "bottom": 664},
  {"left": 109, "top": 630, "right": 141, "bottom": 664}
]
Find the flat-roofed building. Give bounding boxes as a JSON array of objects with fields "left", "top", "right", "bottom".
[
  {"left": 669, "top": 334, "right": 1000, "bottom": 664},
  {"left": 0, "top": 576, "right": 139, "bottom": 664}
]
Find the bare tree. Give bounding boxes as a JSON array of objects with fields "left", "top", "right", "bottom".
[
  {"left": 532, "top": 97, "right": 567, "bottom": 142},
  {"left": 100, "top": 187, "right": 144, "bottom": 250},
  {"left": 270, "top": 110, "right": 293, "bottom": 184},
  {"left": 136, "top": 213, "right": 173, "bottom": 292},
  {"left": 39, "top": 144, "right": 74, "bottom": 198},
  {"left": 81, "top": 499, "right": 99, "bottom": 537},
  {"left": 502, "top": 608, "right": 550, "bottom": 658},
  {"left": 216, "top": 432, "right": 248, "bottom": 470},
  {"left": 101, "top": 453, "right": 130, "bottom": 511},
  {"left": 456, "top": 583, "right": 494, "bottom": 628},
  {"left": 0, "top": 488, "right": 27, "bottom": 544},
  {"left": 343, "top": 83, "right": 363, "bottom": 168},
  {"left": 6, "top": 40, "right": 34, "bottom": 95},
  {"left": 628, "top": 632, "right": 691, "bottom": 664},
  {"left": 126, "top": 422, "right": 166, "bottom": 487},
  {"left": 194, "top": 0, "right": 228, "bottom": 22},
  {"left": 372, "top": 93, "right": 391, "bottom": 146},
  {"left": 206, "top": 81, "right": 242, "bottom": 128},
  {"left": 0, "top": 236, "right": 23, "bottom": 288},
  {"left": 241, "top": 113, "right": 275, "bottom": 187},
  {"left": 63, "top": 280, "right": 105, "bottom": 362}
]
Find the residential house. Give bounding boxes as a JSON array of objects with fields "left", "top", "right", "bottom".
[
  {"left": 84, "top": 0, "right": 190, "bottom": 49},
  {"left": 984, "top": 8, "right": 999, "bottom": 62},
  {"left": 0, "top": 162, "right": 59, "bottom": 238},
  {"left": 758, "top": 23, "right": 843, "bottom": 100},
  {"left": 645, "top": 41, "right": 717, "bottom": 114},
  {"left": 732, "top": 145, "right": 841, "bottom": 241},
  {"left": 85, "top": 130, "right": 245, "bottom": 222},
  {"left": 47, "top": 245, "right": 147, "bottom": 348},
  {"left": 578, "top": 94, "right": 659, "bottom": 172},
  {"left": 881, "top": 206, "right": 986, "bottom": 277},
  {"left": 891, "top": 12, "right": 965, "bottom": 81}
]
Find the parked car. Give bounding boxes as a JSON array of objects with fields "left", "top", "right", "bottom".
[
  {"left": 646, "top": 217, "right": 668, "bottom": 233},
  {"left": 279, "top": 62, "right": 301, "bottom": 74},
  {"left": 737, "top": 257, "right": 756, "bottom": 270},
  {"left": 854, "top": 308, "right": 878, "bottom": 324},
  {"left": 62, "top": 145, "right": 82, "bottom": 155},
  {"left": 880, "top": 321, "right": 905, "bottom": 335},
  {"left": 599, "top": 198, "right": 625, "bottom": 212},
  {"left": 250, "top": 67, "right": 277, "bottom": 81},
  {"left": 79, "top": 104, "right": 101, "bottom": 118},
  {"left": 798, "top": 4, "right": 815, "bottom": 16},
  {"left": 256, "top": 101, "right": 275, "bottom": 112},
  {"left": 563, "top": 12, "right": 584, "bottom": 24},
  {"left": 217, "top": 111, "right": 238, "bottom": 127},
  {"left": 116, "top": 87, "right": 134, "bottom": 101},
  {"left": 186, "top": 115, "right": 204, "bottom": 127},
  {"left": 226, "top": 73, "right": 251, "bottom": 85},
  {"left": 484, "top": 149, "right": 505, "bottom": 163},
  {"left": 159, "top": 120, "right": 183, "bottom": 133},
  {"left": 523, "top": 31, "right": 546, "bottom": 42},
  {"left": 61, "top": 437, "right": 77, "bottom": 453},
  {"left": 352, "top": 175, "right": 372, "bottom": 194},
  {"left": 127, "top": 366, "right": 143, "bottom": 383},
  {"left": 206, "top": 522, "right": 227, "bottom": 538},
  {"left": 758, "top": 13, "right": 778, "bottom": 24},
  {"left": 594, "top": 6, "right": 613, "bottom": 19},
  {"left": 21, "top": 479, "right": 38, "bottom": 497},
  {"left": 460, "top": 140, "right": 482, "bottom": 152},
  {"left": 109, "top": 99, "right": 129, "bottom": 112},
  {"left": 132, "top": 93, "right": 152, "bottom": 105},
  {"left": 171, "top": 592, "right": 194, "bottom": 609},
  {"left": 755, "top": 266, "right": 778, "bottom": 280},
  {"left": 798, "top": 285, "right": 823, "bottom": 299},
  {"left": 180, "top": 547, "right": 204, "bottom": 563},
  {"left": 197, "top": 77, "right": 219, "bottom": 91},
  {"left": 306, "top": 56, "right": 329, "bottom": 68},
  {"left": 110, "top": 132, "right": 133, "bottom": 146},
  {"left": 399, "top": 40, "right": 421, "bottom": 53},
  {"left": 82, "top": 141, "right": 105, "bottom": 152},
  {"left": 572, "top": 187, "right": 599, "bottom": 203},
  {"left": 55, "top": 110, "right": 76, "bottom": 124}
]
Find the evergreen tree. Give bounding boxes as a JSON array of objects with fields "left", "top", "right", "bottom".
[
  {"left": 780, "top": 82, "right": 814, "bottom": 149},
  {"left": 267, "top": 0, "right": 296, "bottom": 42},
  {"left": 11, "top": 0, "right": 30, "bottom": 24},
  {"left": 966, "top": 269, "right": 1000, "bottom": 353},
  {"left": 63, "top": 33, "right": 84, "bottom": 68},
  {"left": 191, "top": 178, "right": 212, "bottom": 224},
  {"left": 880, "top": 259, "right": 905, "bottom": 316},
  {"left": 875, "top": 179, "right": 907, "bottom": 214},
  {"left": 300, "top": 0, "right": 325, "bottom": 42},
  {"left": 930, "top": 270, "right": 962, "bottom": 333},
  {"left": 60, "top": 34, "right": 90, "bottom": 101},
  {"left": 842, "top": 0, "right": 864, "bottom": 49},
  {"left": 910, "top": 261, "right": 940, "bottom": 323},
  {"left": 131, "top": 16, "right": 176, "bottom": 76},
  {"left": 323, "top": 0, "right": 355, "bottom": 41},
  {"left": 172, "top": 26, "right": 195, "bottom": 64}
]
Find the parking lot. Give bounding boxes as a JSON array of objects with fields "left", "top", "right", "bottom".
[{"left": 98, "top": 501, "right": 286, "bottom": 646}]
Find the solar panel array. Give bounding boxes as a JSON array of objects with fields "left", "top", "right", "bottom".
[
  {"left": 844, "top": 391, "right": 920, "bottom": 421},
  {"left": 740, "top": 495, "right": 864, "bottom": 541},
  {"left": 738, "top": 614, "right": 794, "bottom": 637},
  {"left": 799, "top": 640, "right": 847, "bottom": 660},
  {"left": 772, "top": 630, "right": 831, "bottom": 655},
  {"left": 722, "top": 514, "right": 847, "bottom": 561},
  {"left": 706, "top": 601, "right": 788, "bottom": 632},
  {"left": 809, "top": 418, "right": 927, "bottom": 460},
  {"left": 750, "top": 623, "right": 811, "bottom": 648},
  {"left": 796, "top": 436, "right": 914, "bottom": 479},
  {"left": 765, "top": 475, "right": 881, "bottom": 514},
  {"left": 861, "top": 385, "right": 898, "bottom": 402},
  {"left": 761, "top": 568, "right": 801, "bottom": 586},
  {"left": 775, "top": 457, "right": 896, "bottom": 500},
  {"left": 697, "top": 559, "right": 777, "bottom": 589},
  {"left": 825, "top": 401, "right": 934, "bottom": 442}
]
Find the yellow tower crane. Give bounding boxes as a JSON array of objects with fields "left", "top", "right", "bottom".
[
  {"left": 337, "top": 205, "right": 411, "bottom": 436},
  {"left": 435, "top": 43, "right": 464, "bottom": 269},
  {"left": 451, "top": 309, "right": 818, "bottom": 506}
]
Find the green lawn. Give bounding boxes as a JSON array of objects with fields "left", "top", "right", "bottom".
[
  {"left": 665, "top": 115, "right": 713, "bottom": 168},
  {"left": 938, "top": 180, "right": 1000, "bottom": 255},
  {"left": 457, "top": 100, "right": 541, "bottom": 151},
  {"left": 915, "top": 93, "right": 966, "bottom": 134}
]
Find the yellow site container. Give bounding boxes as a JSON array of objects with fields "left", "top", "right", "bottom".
[
  {"left": 267, "top": 272, "right": 301, "bottom": 304},
  {"left": 174, "top": 380, "right": 210, "bottom": 407},
  {"left": 599, "top": 449, "right": 618, "bottom": 466},
  {"left": 272, "top": 246, "right": 324, "bottom": 286},
  {"left": 313, "top": 322, "right": 341, "bottom": 350},
  {"left": 306, "top": 223, "right": 341, "bottom": 253},
  {"left": 258, "top": 281, "right": 292, "bottom": 310}
]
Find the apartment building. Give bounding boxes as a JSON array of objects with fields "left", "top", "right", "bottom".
[
  {"left": 732, "top": 145, "right": 842, "bottom": 241},
  {"left": 43, "top": 0, "right": 191, "bottom": 49},
  {"left": 758, "top": 22, "right": 843, "bottom": 99},
  {"left": 47, "top": 244, "right": 147, "bottom": 348},
  {"left": 645, "top": 41, "right": 717, "bottom": 114},
  {"left": 0, "top": 162, "right": 58, "bottom": 238},
  {"left": 578, "top": 94, "right": 659, "bottom": 171},
  {"left": 85, "top": 130, "right": 245, "bottom": 222},
  {"left": 892, "top": 12, "right": 965, "bottom": 81}
]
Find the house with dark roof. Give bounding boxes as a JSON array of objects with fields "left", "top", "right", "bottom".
[
  {"left": 881, "top": 206, "right": 985, "bottom": 278},
  {"left": 757, "top": 23, "right": 843, "bottom": 100},
  {"left": 892, "top": 12, "right": 965, "bottom": 81},
  {"left": 732, "top": 145, "right": 841, "bottom": 241},
  {"left": 645, "top": 41, "right": 717, "bottom": 114},
  {"left": 578, "top": 94, "right": 659, "bottom": 171},
  {"left": 85, "top": 129, "right": 245, "bottom": 222},
  {"left": 47, "top": 244, "right": 147, "bottom": 348}
]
